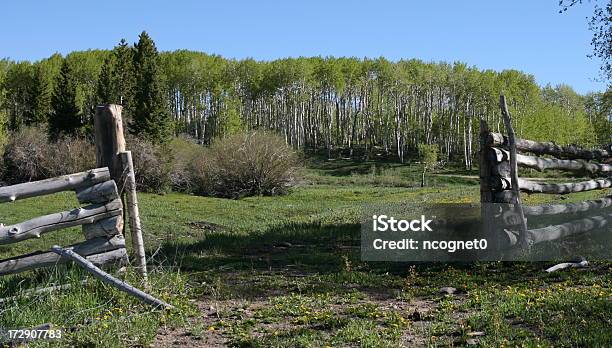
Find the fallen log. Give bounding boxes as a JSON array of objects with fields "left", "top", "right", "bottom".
[
  {"left": 0, "top": 168, "right": 110, "bottom": 203},
  {"left": 518, "top": 178, "right": 612, "bottom": 194},
  {"left": 488, "top": 147, "right": 612, "bottom": 174},
  {"left": 0, "top": 235, "right": 126, "bottom": 276},
  {"left": 0, "top": 199, "right": 122, "bottom": 244},
  {"left": 527, "top": 213, "right": 611, "bottom": 245},
  {"left": 523, "top": 196, "right": 612, "bottom": 216},
  {"left": 487, "top": 132, "right": 611, "bottom": 160},
  {"left": 545, "top": 259, "right": 589, "bottom": 273},
  {"left": 51, "top": 245, "right": 173, "bottom": 309}
]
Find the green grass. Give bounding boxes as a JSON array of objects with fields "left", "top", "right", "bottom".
[{"left": 0, "top": 160, "right": 610, "bottom": 347}]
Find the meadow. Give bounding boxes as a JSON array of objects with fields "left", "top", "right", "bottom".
[{"left": 0, "top": 159, "right": 610, "bottom": 347}]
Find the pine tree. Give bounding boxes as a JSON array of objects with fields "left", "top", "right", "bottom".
[
  {"left": 114, "top": 39, "right": 135, "bottom": 111},
  {"left": 96, "top": 54, "right": 116, "bottom": 105},
  {"left": 96, "top": 39, "right": 135, "bottom": 111},
  {"left": 32, "top": 65, "right": 52, "bottom": 125},
  {"left": 49, "top": 60, "right": 81, "bottom": 138},
  {"left": 131, "top": 31, "right": 172, "bottom": 142}
]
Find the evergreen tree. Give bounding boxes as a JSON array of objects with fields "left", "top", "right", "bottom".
[
  {"left": 114, "top": 39, "right": 135, "bottom": 112},
  {"left": 49, "top": 60, "right": 81, "bottom": 138},
  {"left": 96, "top": 54, "right": 115, "bottom": 105},
  {"left": 96, "top": 39, "right": 135, "bottom": 112},
  {"left": 131, "top": 31, "right": 172, "bottom": 142},
  {"left": 32, "top": 65, "right": 52, "bottom": 125}
]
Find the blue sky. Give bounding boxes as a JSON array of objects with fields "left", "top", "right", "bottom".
[{"left": 1, "top": 1, "right": 606, "bottom": 94}]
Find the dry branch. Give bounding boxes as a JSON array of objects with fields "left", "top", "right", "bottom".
[
  {"left": 545, "top": 260, "right": 589, "bottom": 273},
  {"left": 0, "top": 168, "right": 110, "bottom": 203},
  {"left": 51, "top": 245, "right": 173, "bottom": 309},
  {"left": 0, "top": 199, "right": 122, "bottom": 244}
]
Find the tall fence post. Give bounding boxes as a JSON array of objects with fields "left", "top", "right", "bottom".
[
  {"left": 94, "top": 105, "right": 126, "bottom": 192},
  {"left": 94, "top": 105, "right": 148, "bottom": 284}
]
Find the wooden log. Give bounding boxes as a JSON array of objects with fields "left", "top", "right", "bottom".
[
  {"left": 545, "top": 259, "right": 589, "bottom": 273},
  {"left": 524, "top": 196, "right": 612, "bottom": 216},
  {"left": 51, "top": 245, "right": 173, "bottom": 309},
  {"left": 500, "top": 95, "right": 529, "bottom": 248},
  {"left": 0, "top": 168, "right": 110, "bottom": 203},
  {"left": 120, "top": 151, "right": 148, "bottom": 283},
  {"left": 488, "top": 147, "right": 612, "bottom": 174},
  {"left": 82, "top": 215, "right": 123, "bottom": 240},
  {"left": 486, "top": 132, "right": 611, "bottom": 160},
  {"left": 76, "top": 180, "right": 119, "bottom": 204},
  {"left": 0, "top": 235, "right": 125, "bottom": 276},
  {"left": 94, "top": 105, "right": 126, "bottom": 193},
  {"left": 0, "top": 199, "right": 122, "bottom": 245},
  {"left": 479, "top": 119, "right": 493, "bottom": 204},
  {"left": 527, "top": 213, "right": 611, "bottom": 245},
  {"left": 518, "top": 178, "right": 612, "bottom": 194}
]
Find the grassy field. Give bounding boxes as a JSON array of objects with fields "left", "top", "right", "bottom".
[{"left": 0, "top": 159, "right": 610, "bottom": 347}]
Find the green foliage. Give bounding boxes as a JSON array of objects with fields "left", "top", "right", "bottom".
[
  {"left": 49, "top": 60, "right": 82, "bottom": 138},
  {"left": 418, "top": 143, "right": 438, "bottom": 187},
  {"left": 419, "top": 143, "right": 438, "bottom": 171},
  {"left": 0, "top": 40, "right": 607, "bottom": 166},
  {"left": 96, "top": 39, "right": 136, "bottom": 119},
  {"left": 131, "top": 31, "right": 172, "bottom": 143}
]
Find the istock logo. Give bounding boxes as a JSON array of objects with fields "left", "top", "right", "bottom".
[{"left": 372, "top": 215, "right": 433, "bottom": 232}]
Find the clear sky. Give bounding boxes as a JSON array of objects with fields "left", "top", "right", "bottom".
[{"left": 1, "top": 0, "right": 606, "bottom": 94}]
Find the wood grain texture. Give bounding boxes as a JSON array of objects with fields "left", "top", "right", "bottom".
[
  {"left": 487, "top": 132, "right": 611, "bottom": 160},
  {"left": 76, "top": 180, "right": 119, "bottom": 204},
  {"left": 52, "top": 245, "right": 173, "bottom": 309},
  {"left": 0, "top": 199, "right": 122, "bottom": 244},
  {"left": 0, "top": 235, "right": 126, "bottom": 275},
  {"left": 0, "top": 168, "right": 110, "bottom": 203}
]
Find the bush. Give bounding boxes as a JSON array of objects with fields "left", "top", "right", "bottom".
[
  {"left": 1, "top": 127, "right": 95, "bottom": 184},
  {"left": 189, "top": 131, "right": 299, "bottom": 198},
  {"left": 1, "top": 127, "right": 172, "bottom": 194},
  {"left": 126, "top": 134, "right": 173, "bottom": 194},
  {"left": 168, "top": 136, "right": 205, "bottom": 192}
]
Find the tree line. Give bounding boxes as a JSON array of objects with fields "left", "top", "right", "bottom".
[{"left": 0, "top": 32, "right": 609, "bottom": 168}]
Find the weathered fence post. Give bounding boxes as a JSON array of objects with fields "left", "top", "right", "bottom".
[
  {"left": 499, "top": 95, "right": 529, "bottom": 250},
  {"left": 94, "top": 105, "right": 126, "bottom": 192},
  {"left": 120, "top": 151, "right": 148, "bottom": 283},
  {"left": 94, "top": 105, "right": 148, "bottom": 284}
]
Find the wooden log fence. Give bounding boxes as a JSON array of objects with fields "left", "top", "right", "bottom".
[
  {"left": 0, "top": 104, "right": 156, "bottom": 307},
  {"left": 0, "top": 168, "right": 127, "bottom": 276},
  {"left": 480, "top": 95, "right": 612, "bottom": 250}
]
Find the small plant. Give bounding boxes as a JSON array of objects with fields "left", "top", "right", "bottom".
[{"left": 418, "top": 143, "right": 438, "bottom": 187}]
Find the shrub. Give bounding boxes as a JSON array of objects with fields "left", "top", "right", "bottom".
[
  {"left": 189, "top": 131, "right": 299, "bottom": 198},
  {"left": 168, "top": 136, "right": 205, "bottom": 192},
  {"left": 126, "top": 134, "right": 173, "bottom": 194},
  {"left": 1, "top": 127, "right": 172, "bottom": 194},
  {"left": 1, "top": 127, "right": 95, "bottom": 184}
]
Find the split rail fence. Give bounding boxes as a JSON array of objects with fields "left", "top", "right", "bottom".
[{"left": 480, "top": 95, "right": 612, "bottom": 251}]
